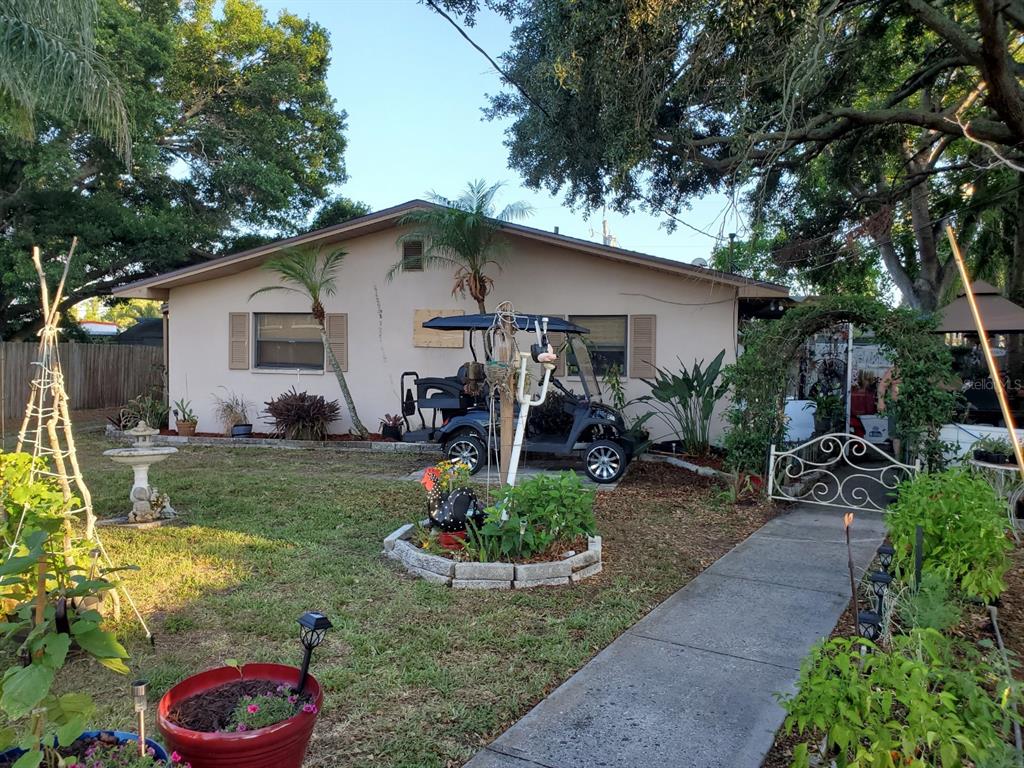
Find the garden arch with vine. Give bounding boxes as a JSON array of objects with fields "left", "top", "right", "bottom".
[{"left": 723, "top": 295, "right": 958, "bottom": 478}]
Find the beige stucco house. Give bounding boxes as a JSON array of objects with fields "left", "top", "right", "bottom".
[{"left": 114, "top": 200, "right": 788, "bottom": 439}]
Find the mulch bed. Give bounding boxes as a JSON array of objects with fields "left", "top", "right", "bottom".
[
  {"left": 162, "top": 430, "right": 397, "bottom": 442},
  {"left": 166, "top": 679, "right": 310, "bottom": 732}
]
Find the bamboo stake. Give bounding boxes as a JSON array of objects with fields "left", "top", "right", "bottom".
[{"left": 945, "top": 224, "right": 1024, "bottom": 486}]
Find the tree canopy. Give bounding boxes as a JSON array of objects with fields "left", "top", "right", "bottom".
[
  {"left": 0, "top": 0, "right": 350, "bottom": 338},
  {"left": 436, "top": 0, "right": 1024, "bottom": 310}
]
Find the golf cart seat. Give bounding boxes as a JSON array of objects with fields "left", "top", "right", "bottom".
[{"left": 415, "top": 364, "right": 473, "bottom": 412}]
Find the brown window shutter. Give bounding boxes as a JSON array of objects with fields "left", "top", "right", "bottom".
[
  {"left": 229, "top": 312, "right": 249, "bottom": 370},
  {"left": 629, "top": 315, "right": 656, "bottom": 378},
  {"left": 325, "top": 313, "right": 348, "bottom": 372}
]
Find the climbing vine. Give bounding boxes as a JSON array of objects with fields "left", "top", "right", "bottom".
[{"left": 723, "top": 296, "right": 958, "bottom": 475}]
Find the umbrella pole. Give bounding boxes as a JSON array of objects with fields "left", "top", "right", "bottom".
[{"left": 945, "top": 224, "right": 1024, "bottom": 488}]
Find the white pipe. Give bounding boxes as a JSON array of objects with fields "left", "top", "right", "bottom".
[{"left": 506, "top": 350, "right": 553, "bottom": 486}]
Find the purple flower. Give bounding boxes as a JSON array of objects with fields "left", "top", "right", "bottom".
[
  {"left": 302, "top": 703, "right": 318, "bottom": 714},
  {"left": 235, "top": 723, "right": 248, "bottom": 732},
  {"left": 287, "top": 695, "right": 298, "bottom": 704}
]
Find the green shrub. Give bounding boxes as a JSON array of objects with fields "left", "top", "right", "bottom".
[
  {"left": 780, "top": 629, "right": 1020, "bottom": 768},
  {"left": 465, "top": 472, "right": 596, "bottom": 561},
  {"left": 896, "top": 571, "right": 962, "bottom": 632},
  {"left": 888, "top": 469, "right": 1012, "bottom": 601}
]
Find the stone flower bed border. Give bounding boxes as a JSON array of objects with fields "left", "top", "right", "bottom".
[{"left": 383, "top": 522, "right": 603, "bottom": 589}]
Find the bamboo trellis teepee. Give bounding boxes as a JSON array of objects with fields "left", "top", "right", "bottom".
[
  {"left": 10, "top": 240, "right": 152, "bottom": 639},
  {"left": 16, "top": 240, "right": 97, "bottom": 542}
]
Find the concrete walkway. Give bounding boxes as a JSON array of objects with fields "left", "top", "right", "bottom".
[{"left": 465, "top": 505, "right": 888, "bottom": 768}]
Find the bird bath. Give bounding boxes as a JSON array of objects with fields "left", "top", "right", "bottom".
[{"left": 103, "top": 421, "right": 178, "bottom": 525}]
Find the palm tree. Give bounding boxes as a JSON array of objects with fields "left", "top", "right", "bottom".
[
  {"left": 387, "top": 180, "right": 533, "bottom": 312},
  {"left": 0, "top": 0, "right": 131, "bottom": 163},
  {"left": 250, "top": 248, "right": 369, "bottom": 438}
]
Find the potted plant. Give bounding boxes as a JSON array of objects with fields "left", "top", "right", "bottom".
[
  {"left": 172, "top": 398, "right": 198, "bottom": 437},
  {"left": 0, "top": 731, "right": 170, "bottom": 766},
  {"left": 156, "top": 614, "right": 330, "bottom": 768},
  {"left": 379, "top": 414, "right": 403, "bottom": 441},
  {"left": 212, "top": 388, "right": 254, "bottom": 438},
  {"left": 971, "top": 436, "right": 1014, "bottom": 464}
]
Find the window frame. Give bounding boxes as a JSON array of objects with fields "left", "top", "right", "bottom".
[
  {"left": 252, "top": 312, "right": 325, "bottom": 373},
  {"left": 566, "top": 314, "right": 628, "bottom": 378}
]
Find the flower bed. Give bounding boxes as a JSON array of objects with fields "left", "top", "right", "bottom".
[{"left": 384, "top": 524, "right": 602, "bottom": 589}]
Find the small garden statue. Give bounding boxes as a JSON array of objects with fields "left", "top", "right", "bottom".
[{"left": 420, "top": 460, "right": 483, "bottom": 540}]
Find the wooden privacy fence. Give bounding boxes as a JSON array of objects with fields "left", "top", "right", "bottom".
[{"left": 0, "top": 342, "right": 163, "bottom": 424}]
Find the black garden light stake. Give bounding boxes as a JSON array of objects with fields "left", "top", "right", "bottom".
[
  {"left": 297, "top": 611, "right": 332, "bottom": 695},
  {"left": 876, "top": 543, "right": 895, "bottom": 572},
  {"left": 869, "top": 571, "right": 893, "bottom": 615},
  {"left": 857, "top": 610, "right": 882, "bottom": 642},
  {"left": 132, "top": 680, "right": 148, "bottom": 757}
]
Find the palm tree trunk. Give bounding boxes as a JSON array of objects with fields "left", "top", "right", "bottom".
[{"left": 319, "top": 327, "right": 369, "bottom": 438}]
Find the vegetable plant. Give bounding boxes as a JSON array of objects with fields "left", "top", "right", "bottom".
[
  {"left": 0, "top": 452, "right": 130, "bottom": 766},
  {"left": 636, "top": 350, "right": 727, "bottom": 456},
  {"left": 887, "top": 469, "right": 1012, "bottom": 601},
  {"left": 780, "top": 629, "right": 1020, "bottom": 768},
  {"left": 465, "top": 472, "right": 596, "bottom": 561}
]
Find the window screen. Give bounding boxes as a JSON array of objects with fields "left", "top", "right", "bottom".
[
  {"left": 567, "top": 315, "right": 627, "bottom": 376},
  {"left": 254, "top": 313, "right": 323, "bottom": 370}
]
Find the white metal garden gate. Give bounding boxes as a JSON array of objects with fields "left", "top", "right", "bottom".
[{"left": 767, "top": 432, "right": 919, "bottom": 512}]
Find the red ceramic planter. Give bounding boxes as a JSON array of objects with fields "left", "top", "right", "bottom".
[{"left": 157, "top": 663, "right": 322, "bottom": 768}]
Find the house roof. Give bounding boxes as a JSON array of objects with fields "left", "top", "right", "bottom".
[{"left": 113, "top": 199, "right": 790, "bottom": 300}]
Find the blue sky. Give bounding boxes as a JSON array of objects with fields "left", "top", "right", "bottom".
[{"left": 260, "top": 0, "right": 739, "bottom": 263}]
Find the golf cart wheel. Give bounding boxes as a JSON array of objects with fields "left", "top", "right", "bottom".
[
  {"left": 584, "top": 439, "right": 627, "bottom": 483},
  {"left": 444, "top": 432, "right": 485, "bottom": 475}
]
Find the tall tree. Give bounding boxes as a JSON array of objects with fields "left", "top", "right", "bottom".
[
  {"left": 0, "top": 0, "right": 130, "bottom": 162},
  {"left": 250, "top": 248, "right": 369, "bottom": 438},
  {"left": 386, "top": 179, "right": 532, "bottom": 312},
  {"left": 434, "top": 0, "right": 1024, "bottom": 310},
  {"left": 0, "top": 0, "right": 349, "bottom": 338}
]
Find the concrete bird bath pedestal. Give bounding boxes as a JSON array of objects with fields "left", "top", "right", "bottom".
[{"left": 101, "top": 421, "right": 178, "bottom": 527}]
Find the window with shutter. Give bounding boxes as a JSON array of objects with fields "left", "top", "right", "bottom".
[
  {"left": 325, "top": 313, "right": 348, "bottom": 372},
  {"left": 629, "top": 315, "right": 657, "bottom": 378},
  {"left": 228, "top": 312, "right": 249, "bottom": 370}
]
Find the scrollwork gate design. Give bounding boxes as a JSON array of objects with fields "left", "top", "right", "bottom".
[{"left": 768, "top": 433, "right": 919, "bottom": 512}]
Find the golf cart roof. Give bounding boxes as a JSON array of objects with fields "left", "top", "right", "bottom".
[{"left": 422, "top": 313, "right": 590, "bottom": 334}]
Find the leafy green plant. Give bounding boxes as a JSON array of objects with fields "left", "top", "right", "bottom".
[
  {"left": 888, "top": 469, "right": 1012, "bottom": 601},
  {"left": 0, "top": 452, "right": 130, "bottom": 764},
  {"left": 780, "top": 629, "right": 1020, "bottom": 768},
  {"left": 171, "top": 398, "right": 196, "bottom": 424},
  {"left": 467, "top": 472, "right": 597, "bottom": 561},
  {"left": 263, "top": 388, "right": 340, "bottom": 441},
  {"left": 600, "top": 364, "right": 650, "bottom": 450},
  {"left": 111, "top": 391, "right": 169, "bottom": 430},
  {"left": 227, "top": 685, "right": 315, "bottom": 732},
  {"left": 636, "top": 349, "right": 727, "bottom": 456},
  {"left": 810, "top": 393, "right": 843, "bottom": 431},
  {"left": 971, "top": 435, "right": 1014, "bottom": 456},
  {"left": 895, "top": 571, "right": 962, "bottom": 632}
]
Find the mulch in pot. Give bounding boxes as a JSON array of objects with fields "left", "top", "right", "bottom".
[{"left": 167, "top": 679, "right": 311, "bottom": 733}]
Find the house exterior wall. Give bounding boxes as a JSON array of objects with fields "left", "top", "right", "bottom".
[{"left": 166, "top": 228, "right": 739, "bottom": 441}]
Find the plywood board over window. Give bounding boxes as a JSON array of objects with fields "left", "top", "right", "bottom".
[{"left": 413, "top": 309, "right": 465, "bottom": 348}]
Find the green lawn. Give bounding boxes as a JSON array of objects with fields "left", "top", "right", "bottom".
[{"left": 49, "top": 429, "right": 771, "bottom": 768}]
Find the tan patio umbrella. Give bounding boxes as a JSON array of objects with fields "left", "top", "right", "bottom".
[{"left": 935, "top": 280, "right": 1024, "bottom": 333}]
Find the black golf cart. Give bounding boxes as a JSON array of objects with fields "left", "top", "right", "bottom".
[{"left": 399, "top": 313, "right": 634, "bottom": 483}]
